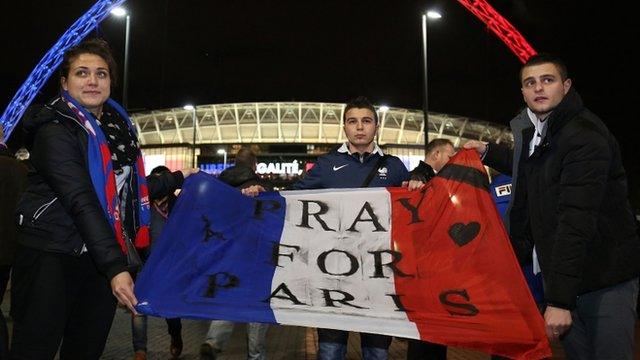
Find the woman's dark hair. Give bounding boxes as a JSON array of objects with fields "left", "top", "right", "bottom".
[{"left": 59, "top": 38, "right": 118, "bottom": 88}]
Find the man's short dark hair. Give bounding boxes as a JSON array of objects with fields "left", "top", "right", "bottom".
[
  {"left": 520, "top": 53, "right": 569, "bottom": 82},
  {"left": 425, "top": 138, "right": 454, "bottom": 156},
  {"left": 343, "top": 96, "right": 379, "bottom": 124},
  {"left": 235, "top": 147, "right": 257, "bottom": 168}
]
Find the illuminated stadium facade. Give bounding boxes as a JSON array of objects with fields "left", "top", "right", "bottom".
[{"left": 131, "top": 102, "right": 513, "bottom": 188}]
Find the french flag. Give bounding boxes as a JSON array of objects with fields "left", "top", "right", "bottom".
[{"left": 135, "top": 150, "right": 551, "bottom": 359}]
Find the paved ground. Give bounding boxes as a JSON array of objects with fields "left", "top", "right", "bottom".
[
  {"left": 101, "top": 308, "right": 494, "bottom": 360},
  {"left": 3, "top": 289, "right": 639, "bottom": 359}
]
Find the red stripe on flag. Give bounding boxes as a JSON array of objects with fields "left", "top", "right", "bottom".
[{"left": 389, "top": 150, "right": 551, "bottom": 359}]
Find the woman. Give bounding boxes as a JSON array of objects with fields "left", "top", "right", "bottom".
[{"left": 9, "top": 38, "right": 196, "bottom": 359}]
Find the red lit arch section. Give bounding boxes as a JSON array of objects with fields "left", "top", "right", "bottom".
[{"left": 457, "top": 0, "right": 537, "bottom": 63}]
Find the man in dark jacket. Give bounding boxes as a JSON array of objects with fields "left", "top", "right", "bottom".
[
  {"left": 465, "top": 53, "right": 640, "bottom": 359},
  {"left": 218, "top": 147, "right": 271, "bottom": 192},
  {"left": 409, "top": 138, "right": 455, "bottom": 183},
  {"left": 0, "top": 127, "right": 28, "bottom": 360},
  {"left": 293, "top": 96, "right": 410, "bottom": 360},
  {"left": 131, "top": 165, "right": 185, "bottom": 360}
]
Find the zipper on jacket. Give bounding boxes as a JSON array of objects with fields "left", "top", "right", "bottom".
[
  {"left": 46, "top": 102, "right": 89, "bottom": 134},
  {"left": 32, "top": 197, "right": 58, "bottom": 223}
]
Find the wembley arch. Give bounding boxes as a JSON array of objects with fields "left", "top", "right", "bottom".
[{"left": 1, "top": 0, "right": 536, "bottom": 140}]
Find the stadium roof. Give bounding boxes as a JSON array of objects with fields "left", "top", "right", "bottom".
[{"left": 131, "top": 102, "right": 513, "bottom": 148}]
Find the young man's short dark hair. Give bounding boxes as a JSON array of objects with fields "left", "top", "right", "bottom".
[
  {"left": 520, "top": 53, "right": 569, "bottom": 82},
  {"left": 343, "top": 96, "right": 379, "bottom": 124}
]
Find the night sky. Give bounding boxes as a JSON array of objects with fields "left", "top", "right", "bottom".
[{"left": 2, "top": 0, "right": 639, "bottom": 208}]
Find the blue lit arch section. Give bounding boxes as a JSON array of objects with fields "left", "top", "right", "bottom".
[{"left": 0, "top": 0, "right": 127, "bottom": 141}]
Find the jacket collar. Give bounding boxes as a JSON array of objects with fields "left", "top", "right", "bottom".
[
  {"left": 22, "top": 96, "right": 85, "bottom": 137},
  {"left": 544, "top": 88, "right": 584, "bottom": 137},
  {"left": 49, "top": 96, "right": 86, "bottom": 129},
  {"left": 510, "top": 88, "right": 584, "bottom": 138},
  {"left": 337, "top": 142, "right": 384, "bottom": 156},
  {"left": 510, "top": 108, "right": 533, "bottom": 132}
]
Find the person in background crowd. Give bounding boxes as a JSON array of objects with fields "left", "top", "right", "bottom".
[
  {"left": 9, "top": 38, "right": 197, "bottom": 359},
  {"left": 403, "top": 137, "right": 456, "bottom": 359},
  {"left": 408, "top": 138, "right": 455, "bottom": 184},
  {"left": 131, "top": 165, "right": 185, "bottom": 360},
  {"left": 200, "top": 148, "right": 272, "bottom": 360}
]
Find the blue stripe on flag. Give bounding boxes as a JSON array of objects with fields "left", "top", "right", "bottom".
[{"left": 135, "top": 172, "right": 285, "bottom": 323}]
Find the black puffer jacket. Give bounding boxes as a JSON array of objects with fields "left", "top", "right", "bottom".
[
  {"left": 484, "top": 89, "right": 640, "bottom": 309},
  {"left": 409, "top": 161, "right": 436, "bottom": 183},
  {"left": 15, "top": 98, "right": 183, "bottom": 280}
]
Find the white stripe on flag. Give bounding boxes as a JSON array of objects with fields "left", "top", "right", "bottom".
[{"left": 271, "top": 188, "right": 420, "bottom": 338}]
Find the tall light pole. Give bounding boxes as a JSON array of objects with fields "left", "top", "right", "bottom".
[
  {"left": 421, "top": 10, "right": 442, "bottom": 149},
  {"left": 217, "top": 149, "right": 227, "bottom": 170},
  {"left": 111, "top": 7, "right": 131, "bottom": 109},
  {"left": 183, "top": 105, "right": 197, "bottom": 167}
]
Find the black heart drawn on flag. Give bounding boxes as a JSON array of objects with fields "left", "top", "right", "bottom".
[{"left": 448, "top": 222, "right": 480, "bottom": 247}]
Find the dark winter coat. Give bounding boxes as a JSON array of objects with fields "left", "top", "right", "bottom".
[
  {"left": 409, "top": 161, "right": 436, "bottom": 183},
  {"left": 15, "top": 98, "right": 183, "bottom": 280},
  {"left": 484, "top": 88, "right": 640, "bottom": 309}
]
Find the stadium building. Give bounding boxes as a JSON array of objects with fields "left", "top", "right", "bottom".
[{"left": 132, "top": 102, "right": 513, "bottom": 189}]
